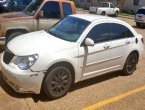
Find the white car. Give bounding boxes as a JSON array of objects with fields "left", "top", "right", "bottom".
[
  {"left": 135, "top": 6, "right": 145, "bottom": 27},
  {"left": 1, "top": 14, "right": 144, "bottom": 99}
]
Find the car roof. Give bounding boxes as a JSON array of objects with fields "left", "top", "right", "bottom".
[{"left": 70, "top": 14, "right": 121, "bottom": 22}]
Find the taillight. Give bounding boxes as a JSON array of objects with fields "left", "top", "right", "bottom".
[{"left": 141, "top": 38, "right": 144, "bottom": 43}]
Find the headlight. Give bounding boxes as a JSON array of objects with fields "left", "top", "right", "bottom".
[{"left": 14, "top": 54, "right": 39, "bottom": 70}]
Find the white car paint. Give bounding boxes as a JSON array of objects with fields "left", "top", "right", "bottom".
[{"left": 1, "top": 14, "right": 144, "bottom": 94}]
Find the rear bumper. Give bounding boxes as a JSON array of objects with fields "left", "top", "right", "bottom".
[{"left": 135, "top": 19, "right": 145, "bottom": 24}]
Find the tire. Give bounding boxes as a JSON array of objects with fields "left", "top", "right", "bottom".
[
  {"left": 43, "top": 66, "right": 72, "bottom": 99},
  {"left": 122, "top": 52, "right": 138, "bottom": 75},
  {"left": 114, "top": 11, "right": 119, "bottom": 17},
  {"left": 101, "top": 11, "right": 106, "bottom": 16},
  {"left": 136, "top": 22, "right": 141, "bottom": 27},
  {"left": 6, "top": 31, "right": 25, "bottom": 45}
]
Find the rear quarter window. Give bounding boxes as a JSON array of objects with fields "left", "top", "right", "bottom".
[
  {"left": 62, "top": 2, "right": 72, "bottom": 17},
  {"left": 110, "top": 23, "right": 134, "bottom": 40}
]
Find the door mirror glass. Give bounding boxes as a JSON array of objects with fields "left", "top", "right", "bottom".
[{"left": 85, "top": 38, "right": 94, "bottom": 46}]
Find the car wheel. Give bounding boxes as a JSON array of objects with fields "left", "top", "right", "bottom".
[
  {"left": 115, "top": 11, "right": 119, "bottom": 17},
  {"left": 43, "top": 66, "right": 72, "bottom": 99},
  {"left": 122, "top": 52, "right": 138, "bottom": 75},
  {"left": 6, "top": 31, "right": 24, "bottom": 45},
  {"left": 101, "top": 11, "right": 106, "bottom": 16},
  {"left": 136, "top": 22, "right": 141, "bottom": 27}
]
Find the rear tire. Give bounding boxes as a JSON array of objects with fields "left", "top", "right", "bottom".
[
  {"left": 101, "top": 11, "right": 106, "bottom": 16},
  {"left": 136, "top": 22, "right": 141, "bottom": 27},
  {"left": 114, "top": 11, "right": 119, "bottom": 17},
  {"left": 43, "top": 66, "right": 72, "bottom": 99},
  {"left": 122, "top": 52, "right": 138, "bottom": 75}
]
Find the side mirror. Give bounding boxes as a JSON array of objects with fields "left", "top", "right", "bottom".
[
  {"left": 37, "top": 11, "right": 44, "bottom": 18},
  {"left": 85, "top": 38, "right": 94, "bottom": 46}
]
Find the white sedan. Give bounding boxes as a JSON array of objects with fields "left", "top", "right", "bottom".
[{"left": 1, "top": 14, "right": 144, "bottom": 99}]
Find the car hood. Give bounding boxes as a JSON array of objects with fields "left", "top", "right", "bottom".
[
  {"left": 0, "top": 12, "right": 32, "bottom": 22},
  {"left": 7, "top": 30, "right": 75, "bottom": 56}
]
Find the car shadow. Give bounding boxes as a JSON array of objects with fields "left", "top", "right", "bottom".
[{"left": 0, "top": 70, "right": 123, "bottom": 102}]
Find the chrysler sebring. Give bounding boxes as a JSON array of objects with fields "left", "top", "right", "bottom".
[{"left": 1, "top": 14, "right": 144, "bottom": 99}]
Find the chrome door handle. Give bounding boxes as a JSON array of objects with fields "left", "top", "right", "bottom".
[
  {"left": 126, "top": 40, "right": 130, "bottom": 44},
  {"left": 104, "top": 45, "right": 110, "bottom": 49}
]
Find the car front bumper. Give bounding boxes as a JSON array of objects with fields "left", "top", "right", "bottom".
[{"left": 1, "top": 53, "right": 45, "bottom": 94}]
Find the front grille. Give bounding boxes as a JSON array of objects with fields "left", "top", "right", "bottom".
[{"left": 3, "top": 50, "right": 14, "bottom": 64}]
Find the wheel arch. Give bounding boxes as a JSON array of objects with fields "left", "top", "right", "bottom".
[
  {"left": 6, "top": 29, "right": 28, "bottom": 37},
  {"left": 130, "top": 50, "right": 139, "bottom": 63},
  {"left": 41, "top": 61, "right": 76, "bottom": 93},
  {"left": 124, "top": 50, "right": 139, "bottom": 67}
]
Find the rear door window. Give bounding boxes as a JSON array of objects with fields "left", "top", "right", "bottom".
[
  {"left": 62, "top": 2, "right": 72, "bottom": 17},
  {"left": 110, "top": 23, "right": 134, "bottom": 40},
  {"left": 42, "top": 1, "right": 61, "bottom": 18}
]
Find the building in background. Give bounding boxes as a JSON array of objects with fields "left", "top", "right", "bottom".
[{"left": 123, "top": 0, "right": 145, "bottom": 13}]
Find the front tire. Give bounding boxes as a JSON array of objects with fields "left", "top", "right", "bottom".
[
  {"left": 43, "top": 66, "right": 72, "bottom": 99},
  {"left": 122, "top": 52, "right": 138, "bottom": 75}
]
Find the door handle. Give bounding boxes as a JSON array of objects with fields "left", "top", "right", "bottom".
[
  {"left": 104, "top": 44, "right": 110, "bottom": 49},
  {"left": 126, "top": 40, "right": 130, "bottom": 44}
]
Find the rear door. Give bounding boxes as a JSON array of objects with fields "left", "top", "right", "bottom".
[{"left": 109, "top": 23, "right": 135, "bottom": 70}]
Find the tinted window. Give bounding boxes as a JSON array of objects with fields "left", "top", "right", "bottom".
[
  {"left": 24, "top": 0, "right": 43, "bottom": 16},
  {"left": 110, "top": 23, "right": 134, "bottom": 40},
  {"left": 62, "top": 2, "right": 72, "bottom": 17},
  {"left": 102, "top": 3, "right": 109, "bottom": 7},
  {"left": 42, "top": 1, "right": 60, "bottom": 18},
  {"left": 136, "top": 9, "right": 145, "bottom": 14},
  {"left": 110, "top": 4, "right": 114, "bottom": 8},
  {"left": 87, "top": 23, "right": 109, "bottom": 43}
]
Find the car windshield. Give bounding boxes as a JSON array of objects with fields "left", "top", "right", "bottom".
[
  {"left": 24, "top": 0, "right": 43, "bottom": 16},
  {"left": 102, "top": 3, "right": 109, "bottom": 7},
  {"left": 45, "top": 16, "right": 90, "bottom": 42},
  {"left": 136, "top": 9, "right": 145, "bottom": 15}
]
